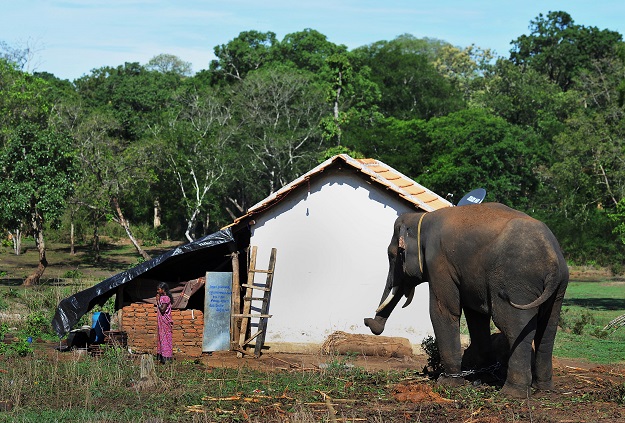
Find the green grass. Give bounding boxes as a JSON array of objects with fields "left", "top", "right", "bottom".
[
  {"left": 0, "top": 350, "right": 407, "bottom": 422},
  {"left": 554, "top": 281, "right": 625, "bottom": 363}
]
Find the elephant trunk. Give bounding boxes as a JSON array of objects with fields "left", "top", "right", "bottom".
[{"left": 364, "top": 284, "right": 404, "bottom": 335}]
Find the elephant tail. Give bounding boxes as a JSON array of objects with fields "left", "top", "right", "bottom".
[{"left": 499, "top": 269, "right": 565, "bottom": 310}]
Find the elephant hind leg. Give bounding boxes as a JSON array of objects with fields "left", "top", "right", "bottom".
[
  {"left": 532, "top": 294, "right": 565, "bottom": 391},
  {"left": 498, "top": 312, "right": 537, "bottom": 398}
]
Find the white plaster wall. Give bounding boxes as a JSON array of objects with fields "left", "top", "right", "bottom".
[{"left": 248, "top": 172, "right": 434, "bottom": 349}]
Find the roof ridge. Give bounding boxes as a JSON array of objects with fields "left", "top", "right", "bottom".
[{"left": 232, "top": 154, "right": 451, "bottom": 226}]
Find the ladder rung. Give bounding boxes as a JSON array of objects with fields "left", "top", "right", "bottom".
[
  {"left": 244, "top": 296, "right": 268, "bottom": 302},
  {"left": 249, "top": 269, "right": 273, "bottom": 274},
  {"left": 232, "top": 313, "right": 272, "bottom": 318},
  {"left": 241, "top": 284, "right": 270, "bottom": 291}
]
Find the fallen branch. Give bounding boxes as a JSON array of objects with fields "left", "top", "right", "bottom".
[
  {"left": 185, "top": 405, "right": 205, "bottom": 413},
  {"left": 202, "top": 391, "right": 295, "bottom": 403},
  {"left": 202, "top": 395, "right": 241, "bottom": 401},
  {"left": 565, "top": 366, "right": 589, "bottom": 372},
  {"left": 304, "top": 399, "right": 357, "bottom": 405}
]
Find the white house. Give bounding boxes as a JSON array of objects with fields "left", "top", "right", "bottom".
[{"left": 231, "top": 154, "right": 453, "bottom": 352}]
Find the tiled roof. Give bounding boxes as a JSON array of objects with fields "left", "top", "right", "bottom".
[{"left": 231, "top": 154, "right": 452, "bottom": 226}]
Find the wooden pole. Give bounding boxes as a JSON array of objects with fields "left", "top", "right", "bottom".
[
  {"left": 230, "top": 251, "right": 241, "bottom": 349},
  {"left": 237, "top": 246, "right": 257, "bottom": 357},
  {"left": 116, "top": 286, "right": 124, "bottom": 331}
]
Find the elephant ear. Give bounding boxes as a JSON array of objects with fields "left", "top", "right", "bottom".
[
  {"left": 399, "top": 221, "right": 424, "bottom": 278},
  {"left": 398, "top": 225, "right": 409, "bottom": 249},
  {"left": 398, "top": 224, "right": 409, "bottom": 274}
]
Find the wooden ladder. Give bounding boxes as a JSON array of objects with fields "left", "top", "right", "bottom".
[{"left": 232, "top": 246, "right": 277, "bottom": 357}]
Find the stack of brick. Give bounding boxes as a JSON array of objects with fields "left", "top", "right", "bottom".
[{"left": 120, "top": 303, "right": 205, "bottom": 357}]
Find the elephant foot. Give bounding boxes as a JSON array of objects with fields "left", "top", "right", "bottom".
[
  {"left": 531, "top": 379, "right": 554, "bottom": 391},
  {"left": 436, "top": 374, "right": 466, "bottom": 388},
  {"left": 364, "top": 316, "right": 387, "bottom": 335},
  {"left": 500, "top": 382, "right": 530, "bottom": 399}
]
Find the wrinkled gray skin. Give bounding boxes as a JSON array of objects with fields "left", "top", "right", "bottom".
[{"left": 364, "top": 203, "right": 569, "bottom": 398}]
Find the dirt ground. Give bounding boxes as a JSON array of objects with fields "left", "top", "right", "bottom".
[
  {"left": 27, "top": 328, "right": 625, "bottom": 422},
  {"left": 194, "top": 349, "right": 625, "bottom": 422}
]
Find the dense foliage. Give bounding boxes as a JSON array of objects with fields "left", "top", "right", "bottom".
[{"left": 1, "top": 10, "right": 625, "bottom": 282}]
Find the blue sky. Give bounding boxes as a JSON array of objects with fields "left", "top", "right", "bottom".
[{"left": 3, "top": 1, "right": 625, "bottom": 81}]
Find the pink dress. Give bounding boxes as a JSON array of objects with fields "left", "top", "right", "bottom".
[{"left": 156, "top": 295, "right": 173, "bottom": 358}]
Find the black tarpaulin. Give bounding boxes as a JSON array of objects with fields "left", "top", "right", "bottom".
[{"left": 51, "top": 228, "right": 237, "bottom": 337}]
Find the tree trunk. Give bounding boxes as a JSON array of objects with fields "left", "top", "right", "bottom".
[
  {"left": 92, "top": 224, "right": 100, "bottom": 262},
  {"left": 153, "top": 198, "right": 161, "bottom": 228},
  {"left": 23, "top": 210, "right": 47, "bottom": 286},
  {"left": 9, "top": 228, "right": 22, "bottom": 256},
  {"left": 70, "top": 221, "right": 75, "bottom": 255},
  {"left": 184, "top": 207, "right": 200, "bottom": 243},
  {"left": 111, "top": 196, "right": 151, "bottom": 261}
]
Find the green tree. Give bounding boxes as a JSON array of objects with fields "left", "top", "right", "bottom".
[
  {"left": 278, "top": 28, "right": 347, "bottom": 73},
  {"left": 343, "top": 116, "right": 427, "bottom": 179},
  {"left": 549, "top": 57, "right": 625, "bottom": 218},
  {"left": 209, "top": 30, "right": 278, "bottom": 83},
  {"left": 228, "top": 67, "right": 328, "bottom": 205},
  {"left": 472, "top": 58, "right": 577, "bottom": 149},
  {"left": 151, "top": 82, "right": 233, "bottom": 240},
  {"left": 510, "top": 11, "right": 622, "bottom": 91},
  {"left": 73, "top": 110, "right": 155, "bottom": 261},
  {"left": 609, "top": 198, "right": 625, "bottom": 246},
  {"left": 420, "top": 108, "right": 539, "bottom": 206},
  {"left": 433, "top": 43, "right": 495, "bottom": 101},
  {"left": 145, "top": 53, "right": 193, "bottom": 77},
  {"left": 74, "top": 62, "right": 182, "bottom": 141},
  {"left": 0, "top": 123, "right": 75, "bottom": 285},
  {"left": 0, "top": 60, "right": 76, "bottom": 284},
  {"left": 352, "top": 38, "right": 465, "bottom": 119}
]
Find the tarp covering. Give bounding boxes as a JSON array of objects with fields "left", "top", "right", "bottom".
[{"left": 52, "top": 228, "right": 237, "bottom": 337}]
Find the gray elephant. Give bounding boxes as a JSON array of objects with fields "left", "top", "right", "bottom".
[{"left": 364, "top": 202, "right": 569, "bottom": 398}]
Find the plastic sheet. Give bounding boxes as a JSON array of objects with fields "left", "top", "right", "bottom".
[{"left": 51, "top": 228, "right": 236, "bottom": 337}]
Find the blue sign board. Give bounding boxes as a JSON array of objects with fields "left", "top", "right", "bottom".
[{"left": 203, "top": 272, "right": 232, "bottom": 352}]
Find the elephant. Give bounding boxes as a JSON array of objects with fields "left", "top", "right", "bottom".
[{"left": 364, "top": 202, "right": 569, "bottom": 398}]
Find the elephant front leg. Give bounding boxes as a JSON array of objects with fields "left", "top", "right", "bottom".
[
  {"left": 429, "top": 295, "right": 463, "bottom": 386},
  {"left": 463, "top": 308, "right": 495, "bottom": 369}
]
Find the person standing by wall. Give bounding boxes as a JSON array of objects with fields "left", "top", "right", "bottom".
[{"left": 155, "top": 282, "right": 173, "bottom": 363}]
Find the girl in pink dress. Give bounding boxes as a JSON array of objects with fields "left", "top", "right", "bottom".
[{"left": 156, "top": 282, "right": 173, "bottom": 363}]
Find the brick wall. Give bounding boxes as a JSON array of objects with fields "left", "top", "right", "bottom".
[{"left": 120, "top": 303, "right": 204, "bottom": 357}]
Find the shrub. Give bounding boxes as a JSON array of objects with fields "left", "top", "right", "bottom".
[
  {"left": 25, "top": 311, "right": 52, "bottom": 338},
  {"left": 0, "top": 323, "right": 34, "bottom": 357},
  {"left": 560, "top": 308, "right": 596, "bottom": 335},
  {"left": 421, "top": 335, "right": 443, "bottom": 376},
  {"left": 62, "top": 269, "right": 84, "bottom": 279}
]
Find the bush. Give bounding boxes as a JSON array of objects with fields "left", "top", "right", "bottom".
[
  {"left": 0, "top": 323, "right": 34, "bottom": 357},
  {"left": 25, "top": 311, "right": 52, "bottom": 338},
  {"left": 62, "top": 269, "right": 84, "bottom": 279},
  {"left": 560, "top": 308, "right": 600, "bottom": 336},
  {"left": 421, "top": 335, "right": 443, "bottom": 376}
]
